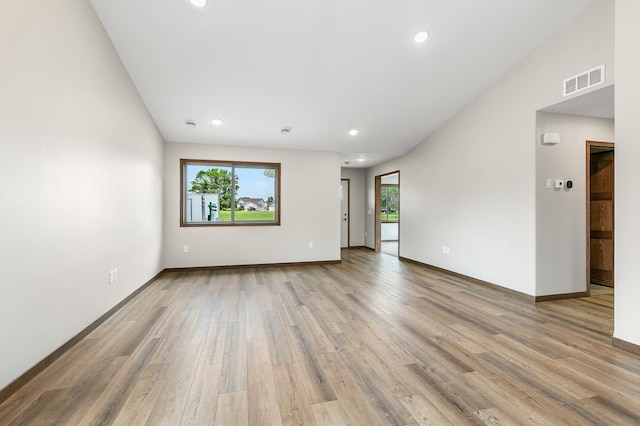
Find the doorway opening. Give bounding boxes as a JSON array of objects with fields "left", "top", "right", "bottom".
[
  {"left": 340, "top": 179, "right": 350, "bottom": 248},
  {"left": 375, "top": 171, "right": 399, "bottom": 256},
  {"left": 586, "top": 141, "right": 614, "bottom": 295}
]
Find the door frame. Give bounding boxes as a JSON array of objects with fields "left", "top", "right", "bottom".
[
  {"left": 341, "top": 178, "right": 350, "bottom": 248},
  {"left": 374, "top": 170, "right": 400, "bottom": 254},
  {"left": 375, "top": 176, "right": 381, "bottom": 252},
  {"left": 586, "top": 140, "right": 615, "bottom": 293}
]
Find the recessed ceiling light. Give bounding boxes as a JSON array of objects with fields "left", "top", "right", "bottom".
[
  {"left": 190, "top": 0, "right": 207, "bottom": 7},
  {"left": 414, "top": 31, "right": 430, "bottom": 43},
  {"left": 280, "top": 127, "right": 292, "bottom": 135},
  {"left": 357, "top": 158, "right": 365, "bottom": 162},
  {"left": 348, "top": 129, "right": 359, "bottom": 136},
  {"left": 211, "top": 118, "right": 223, "bottom": 126},
  {"left": 185, "top": 120, "right": 197, "bottom": 128}
]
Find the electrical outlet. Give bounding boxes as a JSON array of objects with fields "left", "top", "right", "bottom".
[
  {"left": 109, "top": 270, "right": 115, "bottom": 283},
  {"left": 442, "top": 246, "right": 450, "bottom": 255},
  {"left": 308, "top": 241, "right": 313, "bottom": 248},
  {"left": 183, "top": 245, "right": 189, "bottom": 253},
  {"left": 113, "top": 269, "right": 118, "bottom": 281}
]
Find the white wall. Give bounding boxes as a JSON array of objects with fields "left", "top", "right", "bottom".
[
  {"left": 614, "top": 0, "right": 640, "bottom": 347},
  {"left": 535, "top": 112, "right": 614, "bottom": 296},
  {"left": 382, "top": 223, "right": 399, "bottom": 241},
  {"left": 0, "top": 0, "right": 165, "bottom": 390},
  {"left": 164, "top": 143, "right": 341, "bottom": 267},
  {"left": 340, "top": 168, "right": 365, "bottom": 246},
  {"left": 364, "top": 0, "right": 614, "bottom": 296}
]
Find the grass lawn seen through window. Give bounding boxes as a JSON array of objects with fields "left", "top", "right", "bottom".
[
  {"left": 218, "top": 210, "right": 275, "bottom": 221},
  {"left": 381, "top": 213, "right": 399, "bottom": 222}
]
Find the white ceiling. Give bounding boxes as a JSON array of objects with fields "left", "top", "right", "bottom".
[
  {"left": 541, "top": 85, "right": 614, "bottom": 119},
  {"left": 90, "top": 0, "right": 595, "bottom": 167}
]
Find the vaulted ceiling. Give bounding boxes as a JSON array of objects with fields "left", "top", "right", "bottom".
[{"left": 90, "top": 0, "right": 595, "bottom": 167}]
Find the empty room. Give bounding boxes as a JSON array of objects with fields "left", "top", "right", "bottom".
[{"left": 2, "top": 0, "right": 640, "bottom": 424}]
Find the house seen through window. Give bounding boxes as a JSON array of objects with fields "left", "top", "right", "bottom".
[{"left": 181, "top": 159, "right": 280, "bottom": 226}]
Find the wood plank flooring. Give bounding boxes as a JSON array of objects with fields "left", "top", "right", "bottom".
[{"left": 1, "top": 248, "right": 639, "bottom": 425}]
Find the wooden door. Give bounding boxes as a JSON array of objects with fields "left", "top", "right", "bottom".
[{"left": 589, "top": 147, "right": 614, "bottom": 287}]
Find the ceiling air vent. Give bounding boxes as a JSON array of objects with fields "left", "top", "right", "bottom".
[{"left": 563, "top": 65, "right": 605, "bottom": 97}]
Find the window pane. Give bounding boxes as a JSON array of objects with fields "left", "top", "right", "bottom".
[
  {"left": 387, "top": 186, "right": 398, "bottom": 222},
  {"left": 235, "top": 166, "right": 277, "bottom": 222},
  {"left": 184, "top": 163, "right": 233, "bottom": 223},
  {"left": 381, "top": 185, "right": 398, "bottom": 222}
]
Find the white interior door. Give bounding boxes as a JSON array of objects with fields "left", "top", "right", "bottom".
[{"left": 340, "top": 179, "right": 349, "bottom": 248}]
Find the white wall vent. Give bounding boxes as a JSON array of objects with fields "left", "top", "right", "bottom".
[{"left": 563, "top": 65, "right": 605, "bottom": 97}]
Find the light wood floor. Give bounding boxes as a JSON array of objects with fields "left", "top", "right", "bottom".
[
  {"left": 590, "top": 283, "right": 614, "bottom": 296},
  {"left": 1, "top": 248, "right": 639, "bottom": 425},
  {"left": 381, "top": 241, "right": 398, "bottom": 257}
]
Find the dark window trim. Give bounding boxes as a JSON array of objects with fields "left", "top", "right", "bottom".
[{"left": 180, "top": 159, "right": 281, "bottom": 227}]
